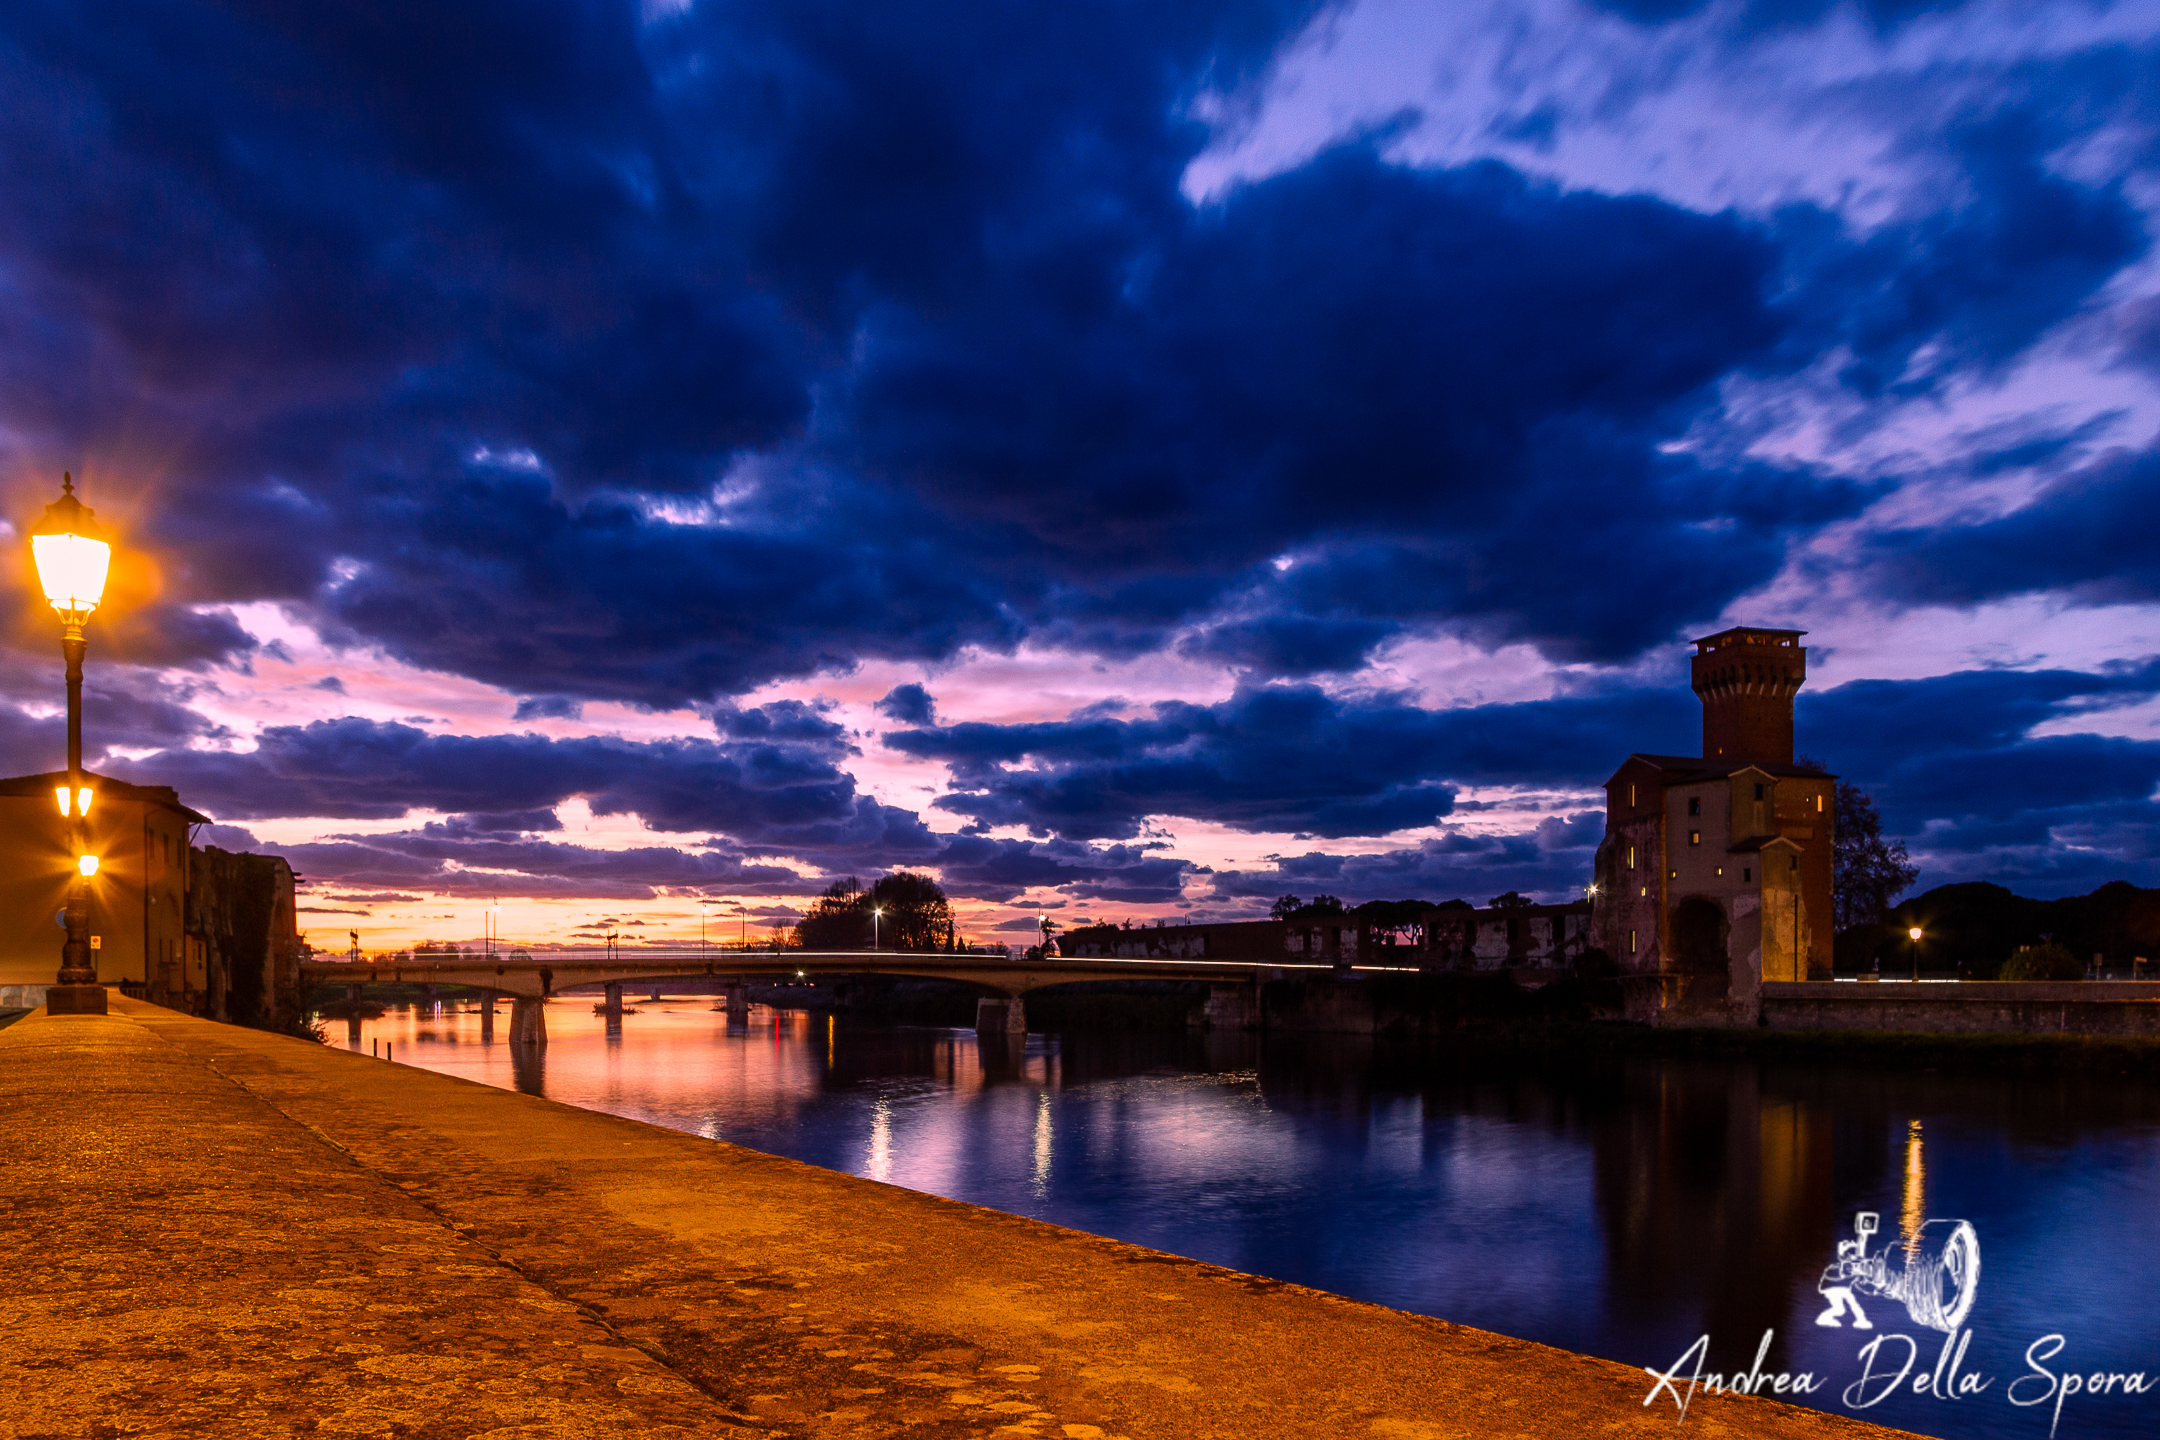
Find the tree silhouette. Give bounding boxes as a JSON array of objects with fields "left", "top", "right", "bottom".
[{"left": 1801, "top": 757, "right": 1920, "bottom": 932}]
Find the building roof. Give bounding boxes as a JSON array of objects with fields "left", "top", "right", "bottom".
[
  {"left": 1690, "top": 625, "right": 1806, "bottom": 649},
  {"left": 0, "top": 770, "right": 213, "bottom": 825},
  {"left": 1612, "top": 753, "right": 1835, "bottom": 785}
]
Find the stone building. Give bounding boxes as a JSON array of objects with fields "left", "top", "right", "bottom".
[
  {"left": 1593, "top": 627, "right": 1835, "bottom": 1022},
  {"left": 1423, "top": 901, "right": 1591, "bottom": 970},
  {"left": 0, "top": 769, "right": 300, "bottom": 1024}
]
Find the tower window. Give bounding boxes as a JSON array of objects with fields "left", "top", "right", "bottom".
[
  {"left": 1687, "top": 796, "right": 1700, "bottom": 816},
  {"left": 1744, "top": 868, "right": 1752, "bottom": 882},
  {"left": 1816, "top": 794, "right": 1824, "bottom": 813},
  {"left": 1754, "top": 783, "right": 1765, "bottom": 800},
  {"left": 1630, "top": 929, "right": 1638, "bottom": 954},
  {"left": 1689, "top": 831, "right": 1700, "bottom": 847},
  {"left": 1791, "top": 855, "right": 1799, "bottom": 870},
  {"left": 1629, "top": 784, "right": 1637, "bottom": 806},
  {"left": 1627, "top": 846, "right": 1635, "bottom": 869}
]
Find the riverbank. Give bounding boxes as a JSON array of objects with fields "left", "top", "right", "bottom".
[{"left": 0, "top": 998, "right": 1901, "bottom": 1439}]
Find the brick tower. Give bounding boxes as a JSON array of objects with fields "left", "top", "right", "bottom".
[{"left": 1689, "top": 627, "right": 1806, "bottom": 764}]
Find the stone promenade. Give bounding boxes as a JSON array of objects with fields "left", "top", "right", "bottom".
[{"left": 0, "top": 1001, "right": 1911, "bottom": 1439}]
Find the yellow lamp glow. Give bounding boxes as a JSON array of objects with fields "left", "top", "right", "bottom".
[
  {"left": 1909, "top": 926, "right": 1923, "bottom": 941},
  {"left": 53, "top": 786, "right": 93, "bottom": 817},
  {"left": 77, "top": 854, "right": 99, "bottom": 877},
  {"left": 29, "top": 476, "right": 111, "bottom": 619}
]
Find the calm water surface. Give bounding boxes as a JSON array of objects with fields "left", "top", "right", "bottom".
[{"left": 336, "top": 998, "right": 2160, "bottom": 1440}]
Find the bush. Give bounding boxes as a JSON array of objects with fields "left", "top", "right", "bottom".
[{"left": 1999, "top": 942, "right": 2082, "bottom": 982}]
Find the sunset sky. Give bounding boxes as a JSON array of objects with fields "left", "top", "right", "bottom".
[{"left": 1, "top": 0, "right": 2156, "bottom": 951}]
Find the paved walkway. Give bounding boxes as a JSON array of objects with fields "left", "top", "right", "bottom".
[{"left": 0, "top": 1002, "right": 1912, "bottom": 1439}]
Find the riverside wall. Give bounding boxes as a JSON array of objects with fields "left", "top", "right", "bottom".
[
  {"left": 1759, "top": 980, "right": 2160, "bottom": 1036},
  {"left": 0, "top": 998, "right": 1902, "bottom": 1439}
]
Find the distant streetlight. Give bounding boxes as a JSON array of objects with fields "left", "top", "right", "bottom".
[
  {"left": 486, "top": 901, "right": 501, "bottom": 960},
  {"left": 872, "top": 907, "right": 884, "bottom": 951},
  {"left": 31, "top": 474, "right": 112, "bottom": 1015},
  {"left": 1909, "top": 925, "right": 1924, "bottom": 983}
]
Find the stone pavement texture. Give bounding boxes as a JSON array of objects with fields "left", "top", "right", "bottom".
[{"left": 0, "top": 1001, "right": 1915, "bottom": 1439}]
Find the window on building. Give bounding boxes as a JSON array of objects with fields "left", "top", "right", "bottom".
[
  {"left": 1790, "top": 855, "right": 1799, "bottom": 870},
  {"left": 1689, "top": 831, "right": 1700, "bottom": 846},
  {"left": 1754, "top": 783, "right": 1765, "bottom": 800},
  {"left": 1630, "top": 929, "right": 1638, "bottom": 954},
  {"left": 1629, "top": 784, "right": 1637, "bottom": 806},
  {"left": 1688, "top": 796, "right": 1700, "bottom": 816},
  {"left": 1627, "top": 845, "right": 1635, "bottom": 869},
  {"left": 1743, "top": 868, "right": 1752, "bottom": 882},
  {"left": 1715, "top": 867, "right": 1723, "bottom": 877},
  {"left": 1816, "top": 794, "right": 1824, "bottom": 813}
]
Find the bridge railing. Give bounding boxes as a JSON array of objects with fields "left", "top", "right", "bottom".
[{"left": 305, "top": 942, "right": 1016, "bottom": 965}]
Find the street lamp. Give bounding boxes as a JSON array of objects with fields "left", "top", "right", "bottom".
[
  {"left": 31, "top": 474, "right": 112, "bottom": 1015},
  {"left": 872, "top": 907, "right": 883, "bottom": 951},
  {"left": 1908, "top": 925, "right": 1924, "bottom": 983}
]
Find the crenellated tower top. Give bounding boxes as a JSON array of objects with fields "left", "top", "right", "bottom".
[{"left": 1690, "top": 626, "right": 1806, "bottom": 765}]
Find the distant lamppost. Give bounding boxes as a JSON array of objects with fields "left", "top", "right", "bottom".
[
  {"left": 1909, "top": 925, "right": 1924, "bottom": 983},
  {"left": 31, "top": 474, "right": 113, "bottom": 1015},
  {"left": 486, "top": 901, "right": 500, "bottom": 960},
  {"left": 872, "top": 907, "right": 884, "bottom": 951}
]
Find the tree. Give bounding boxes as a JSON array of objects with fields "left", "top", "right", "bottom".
[
  {"left": 2000, "top": 942, "right": 2081, "bottom": 982},
  {"left": 1268, "top": 894, "right": 1304, "bottom": 920},
  {"left": 1488, "top": 891, "right": 1534, "bottom": 909},
  {"left": 867, "top": 871, "right": 952, "bottom": 951},
  {"left": 795, "top": 872, "right": 953, "bottom": 951},
  {"left": 1306, "top": 894, "right": 1344, "bottom": 915},
  {"left": 795, "top": 877, "right": 869, "bottom": 950},
  {"left": 1826, "top": 773, "right": 1920, "bottom": 933},
  {"left": 1354, "top": 898, "right": 1434, "bottom": 949}
]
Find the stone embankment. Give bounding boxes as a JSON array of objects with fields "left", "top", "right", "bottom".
[
  {"left": 1761, "top": 980, "right": 2160, "bottom": 1036},
  {"left": 0, "top": 1000, "right": 1910, "bottom": 1438}
]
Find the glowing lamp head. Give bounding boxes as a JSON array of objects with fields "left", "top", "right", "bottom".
[
  {"left": 29, "top": 475, "right": 111, "bottom": 619},
  {"left": 1909, "top": 926, "right": 1924, "bottom": 942},
  {"left": 77, "top": 853, "right": 99, "bottom": 877},
  {"left": 53, "top": 786, "right": 93, "bottom": 817}
]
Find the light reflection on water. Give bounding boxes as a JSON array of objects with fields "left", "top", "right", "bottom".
[{"left": 337, "top": 997, "right": 2160, "bottom": 1440}]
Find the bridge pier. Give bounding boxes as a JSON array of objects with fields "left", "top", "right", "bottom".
[
  {"left": 479, "top": 995, "right": 494, "bottom": 1042},
  {"left": 511, "top": 996, "right": 547, "bottom": 1048},
  {"left": 974, "top": 996, "right": 1025, "bottom": 1035},
  {"left": 648, "top": 984, "right": 663, "bottom": 1003},
  {"left": 602, "top": 982, "right": 623, "bottom": 1017},
  {"left": 1201, "top": 982, "right": 1261, "bottom": 1031},
  {"left": 725, "top": 984, "right": 749, "bottom": 1020}
]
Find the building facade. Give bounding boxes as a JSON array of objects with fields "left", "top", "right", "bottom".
[
  {"left": 1593, "top": 627, "right": 1835, "bottom": 1022},
  {"left": 0, "top": 770, "right": 301, "bottom": 1025}
]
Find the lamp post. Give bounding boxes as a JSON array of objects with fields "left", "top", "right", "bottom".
[
  {"left": 872, "top": 907, "right": 883, "bottom": 951},
  {"left": 1909, "top": 925, "right": 1924, "bottom": 983},
  {"left": 31, "top": 474, "right": 113, "bottom": 1016}
]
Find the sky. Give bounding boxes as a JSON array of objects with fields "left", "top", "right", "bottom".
[{"left": 0, "top": 0, "right": 2156, "bottom": 952}]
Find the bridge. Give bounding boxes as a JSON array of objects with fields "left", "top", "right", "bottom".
[{"left": 298, "top": 949, "right": 1308, "bottom": 1045}]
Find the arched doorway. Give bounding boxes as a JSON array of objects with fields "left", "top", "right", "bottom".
[{"left": 1670, "top": 897, "right": 1730, "bottom": 1000}]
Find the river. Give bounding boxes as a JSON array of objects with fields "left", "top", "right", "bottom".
[{"left": 333, "top": 997, "right": 2160, "bottom": 1440}]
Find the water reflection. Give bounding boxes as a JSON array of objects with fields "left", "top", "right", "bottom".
[{"left": 332, "top": 999, "right": 2160, "bottom": 1440}]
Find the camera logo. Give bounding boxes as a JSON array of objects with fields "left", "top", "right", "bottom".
[{"left": 1816, "top": 1210, "right": 1981, "bottom": 1334}]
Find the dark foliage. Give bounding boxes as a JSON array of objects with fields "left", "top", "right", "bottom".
[{"left": 2000, "top": 942, "right": 2081, "bottom": 982}]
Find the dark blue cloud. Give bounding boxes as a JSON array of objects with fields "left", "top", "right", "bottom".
[
  {"left": 0, "top": 0, "right": 1949, "bottom": 704},
  {"left": 1856, "top": 444, "right": 2160, "bottom": 609},
  {"left": 887, "top": 681, "right": 1698, "bottom": 840},
  {"left": 1800, "top": 664, "right": 2160, "bottom": 894},
  {"left": 873, "top": 684, "right": 938, "bottom": 726},
  {"left": 1592, "top": 0, "right": 1974, "bottom": 32}
]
